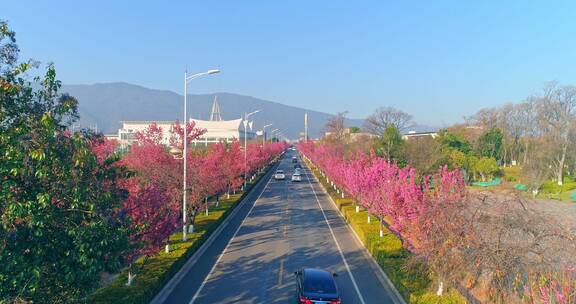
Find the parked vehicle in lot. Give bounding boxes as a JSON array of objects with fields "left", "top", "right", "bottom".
[
  {"left": 292, "top": 156, "right": 298, "bottom": 163},
  {"left": 292, "top": 172, "right": 302, "bottom": 182},
  {"left": 295, "top": 268, "right": 341, "bottom": 304},
  {"left": 274, "top": 170, "right": 286, "bottom": 180}
]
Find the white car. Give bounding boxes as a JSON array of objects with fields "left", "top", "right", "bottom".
[
  {"left": 294, "top": 168, "right": 302, "bottom": 175},
  {"left": 291, "top": 172, "right": 302, "bottom": 182},
  {"left": 274, "top": 170, "right": 286, "bottom": 180}
]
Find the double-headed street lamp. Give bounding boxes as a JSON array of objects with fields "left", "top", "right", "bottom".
[
  {"left": 262, "top": 124, "right": 273, "bottom": 146},
  {"left": 270, "top": 129, "right": 279, "bottom": 142},
  {"left": 182, "top": 69, "right": 220, "bottom": 241},
  {"left": 243, "top": 110, "right": 260, "bottom": 188}
]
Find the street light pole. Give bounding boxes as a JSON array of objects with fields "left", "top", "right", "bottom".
[
  {"left": 262, "top": 123, "right": 273, "bottom": 146},
  {"left": 182, "top": 69, "right": 219, "bottom": 241},
  {"left": 243, "top": 110, "right": 260, "bottom": 188}
]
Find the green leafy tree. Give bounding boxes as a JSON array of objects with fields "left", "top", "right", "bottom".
[
  {"left": 0, "top": 21, "right": 130, "bottom": 302},
  {"left": 473, "top": 157, "right": 500, "bottom": 181},
  {"left": 348, "top": 126, "right": 361, "bottom": 133},
  {"left": 476, "top": 127, "right": 503, "bottom": 160},
  {"left": 437, "top": 129, "right": 473, "bottom": 154},
  {"left": 373, "top": 124, "right": 405, "bottom": 164}
]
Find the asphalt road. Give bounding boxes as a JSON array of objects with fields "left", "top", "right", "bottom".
[{"left": 156, "top": 150, "right": 400, "bottom": 304}]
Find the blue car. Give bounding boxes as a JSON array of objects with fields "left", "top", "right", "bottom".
[{"left": 295, "top": 268, "right": 341, "bottom": 304}]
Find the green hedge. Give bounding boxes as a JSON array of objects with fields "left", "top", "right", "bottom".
[
  {"left": 306, "top": 161, "right": 466, "bottom": 304},
  {"left": 540, "top": 177, "right": 576, "bottom": 194},
  {"left": 89, "top": 163, "right": 276, "bottom": 304}
]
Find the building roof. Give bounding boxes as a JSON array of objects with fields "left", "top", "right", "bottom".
[
  {"left": 403, "top": 131, "right": 438, "bottom": 136},
  {"left": 121, "top": 118, "right": 244, "bottom": 131},
  {"left": 190, "top": 118, "right": 243, "bottom": 131},
  {"left": 121, "top": 120, "right": 176, "bottom": 124}
]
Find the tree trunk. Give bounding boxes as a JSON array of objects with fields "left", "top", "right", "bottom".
[
  {"left": 189, "top": 213, "right": 196, "bottom": 233},
  {"left": 557, "top": 144, "right": 567, "bottom": 186},
  {"left": 126, "top": 271, "right": 135, "bottom": 286},
  {"left": 436, "top": 281, "right": 444, "bottom": 296},
  {"left": 523, "top": 140, "right": 529, "bottom": 165}
]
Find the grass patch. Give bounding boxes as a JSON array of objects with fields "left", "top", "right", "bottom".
[
  {"left": 540, "top": 177, "right": 576, "bottom": 193},
  {"left": 536, "top": 176, "right": 576, "bottom": 202},
  {"left": 501, "top": 166, "right": 521, "bottom": 182},
  {"left": 305, "top": 160, "right": 467, "bottom": 304},
  {"left": 89, "top": 164, "right": 276, "bottom": 304}
]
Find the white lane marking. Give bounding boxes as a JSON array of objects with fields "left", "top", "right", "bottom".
[
  {"left": 303, "top": 167, "right": 367, "bottom": 304},
  {"left": 278, "top": 258, "right": 285, "bottom": 286},
  {"left": 308, "top": 167, "right": 407, "bottom": 304},
  {"left": 189, "top": 163, "right": 280, "bottom": 304}
]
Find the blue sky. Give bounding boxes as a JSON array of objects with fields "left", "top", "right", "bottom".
[{"left": 4, "top": 1, "right": 576, "bottom": 126}]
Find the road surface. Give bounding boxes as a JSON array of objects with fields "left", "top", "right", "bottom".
[{"left": 156, "top": 150, "right": 400, "bottom": 304}]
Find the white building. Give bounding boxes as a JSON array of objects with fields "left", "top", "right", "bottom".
[
  {"left": 401, "top": 130, "right": 438, "bottom": 140},
  {"left": 111, "top": 97, "right": 256, "bottom": 149}
]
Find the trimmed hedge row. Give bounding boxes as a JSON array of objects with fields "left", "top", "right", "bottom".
[
  {"left": 89, "top": 161, "right": 279, "bottom": 304},
  {"left": 306, "top": 160, "right": 466, "bottom": 304}
]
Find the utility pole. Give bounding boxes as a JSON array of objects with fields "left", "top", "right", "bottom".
[
  {"left": 243, "top": 110, "right": 260, "bottom": 188},
  {"left": 304, "top": 112, "right": 308, "bottom": 142},
  {"left": 262, "top": 124, "right": 273, "bottom": 146}
]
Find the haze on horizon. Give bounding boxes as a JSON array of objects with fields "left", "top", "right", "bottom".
[{"left": 4, "top": 1, "right": 576, "bottom": 126}]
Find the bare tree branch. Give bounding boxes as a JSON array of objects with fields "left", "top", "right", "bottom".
[{"left": 363, "top": 106, "right": 413, "bottom": 135}]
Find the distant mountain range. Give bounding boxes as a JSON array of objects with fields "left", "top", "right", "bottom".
[{"left": 62, "top": 82, "right": 365, "bottom": 139}]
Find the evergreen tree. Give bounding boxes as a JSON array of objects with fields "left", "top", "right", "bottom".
[{"left": 0, "top": 21, "right": 130, "bottom": 302}]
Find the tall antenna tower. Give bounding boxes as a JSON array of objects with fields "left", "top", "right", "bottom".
[{"left": 210, "top": 95, "right": 222, "bottom": 121}]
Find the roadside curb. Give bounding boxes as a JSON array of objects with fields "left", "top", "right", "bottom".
[
  {"left": 150, "top": 160, "right": 279, "bottom": 304},
  {"left": 302, "top": 157, "right": 408, "bottom": 304}
]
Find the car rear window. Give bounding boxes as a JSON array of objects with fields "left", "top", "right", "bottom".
[
  {"left": 276, "top": 170, "right": 284, "bottom": 174},
  {"left": 303, "top": 273, "right": 337, "bottom": 294}
]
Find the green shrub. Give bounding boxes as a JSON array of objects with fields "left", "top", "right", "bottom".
[
  {"left": 334, "top": 197, "right": 354, "bottom": 209},
  {"left": 370, "top": 233, "right": 406, "bottom": 259},
  {"left": 540, "top": 178, "right": 576, "bottom": 194},
  {"left": 506, "top": 175, "right": 518, "bottom": 182},
  {"left": 411, "top": 289, "right": 467, "bottom": 304}
]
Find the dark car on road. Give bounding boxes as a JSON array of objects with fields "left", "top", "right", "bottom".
[
  {"left": 292, "top": 156, "right": 298, "bottom": 163},
  {"left": 295, "top": 268, "right": 341, "bottom": 304}
]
